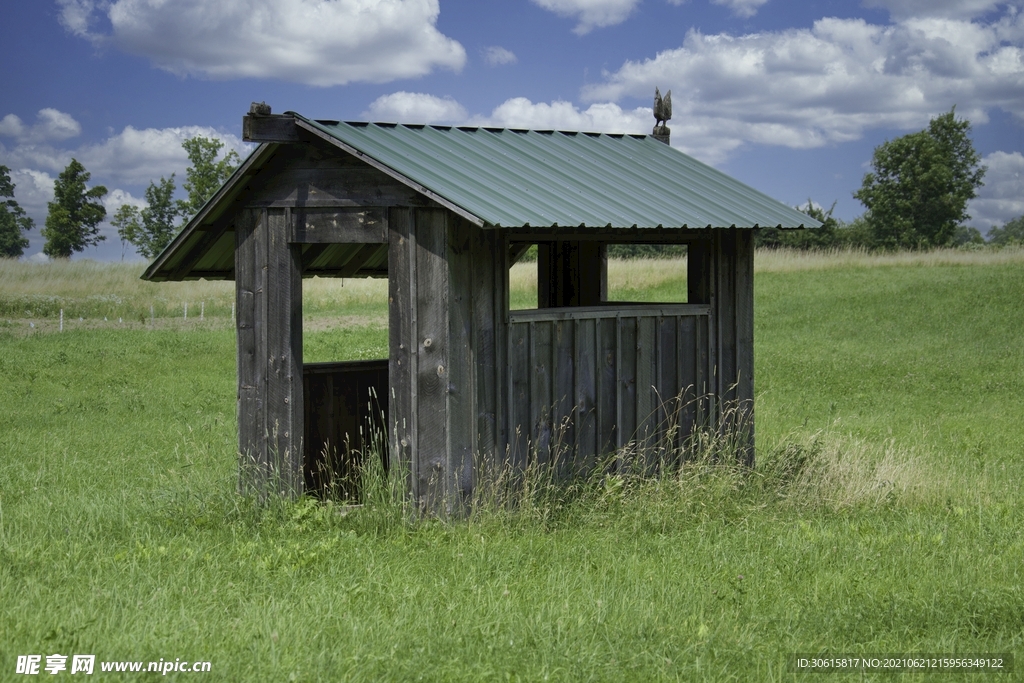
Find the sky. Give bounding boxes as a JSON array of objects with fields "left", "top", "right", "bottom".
[{"left": 2, "top": 0, "right": 1023, "bottom": 261}]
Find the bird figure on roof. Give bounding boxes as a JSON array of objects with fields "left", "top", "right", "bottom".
[
  {"left": 654, "top": 87, "right": 672, "bottom": 127},
  {"left": 652, "top": 87, "right": 672, "bottom": 142}
]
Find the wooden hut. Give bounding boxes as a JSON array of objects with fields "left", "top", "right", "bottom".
[{"left": 143, "top": 105, "right": 818, "bottom": 508}]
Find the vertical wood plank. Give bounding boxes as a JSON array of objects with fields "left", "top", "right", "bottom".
[
  {"left": 388, "top": 207, "right": 415, "bottom": 496},
  {"left": 575, "top": 317, "right": 597, "bottom": 473},
  {"left": 447, "top": 216, "right": 475, "bottom": 505},
  {"left": 264, "top": 208, "right": 304, "bottom": 496},
  {"left": 530, "top": 320, "right": 554, "bottom": 467},
  {"left": 552, "top": 318, "right": 575, "bottom": 477},
  {"left": 734, "top": 228, "right": 755, "bottom": 465},
  {"left": 636, "top": 315, "right": 656, "bottom": 473},
  {"left": 619, "top": 316, "right": 637, "bottom": 464},
  {"left": 508, "top": 320, "right": 530, "bottom": 470},
  {"left": 235, "top": 210, "right": 261, "bottom": 492},
  {"left": 597, "top": 317, "right": 617, "bottom": 457},
  {"left": 414, "top": 208, "right": 450, "bottom": 512}
]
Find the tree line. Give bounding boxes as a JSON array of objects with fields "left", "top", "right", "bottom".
[{"left": 0, "top": 136, "right": 239, "bottom": 260}]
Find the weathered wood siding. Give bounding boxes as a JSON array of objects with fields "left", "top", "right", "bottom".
[
  {"left": 235, "top": 207, "right": 304, "bottom": 496},
  {"left": 302, "top": 360, "right": 389, "bottom": 499},
  {"left": 689, "top": 228, "right": 755, "bottom": 463},
  {"left": 507, "top": 304, "right": 711, "bottom": 474},
  {"left": 388, "top": 209, "right": 507, "bottom": 513}
]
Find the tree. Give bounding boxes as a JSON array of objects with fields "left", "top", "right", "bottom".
[
  {"left": 756, "top": 200, "right": 841, "bottom": 250},
  {"left": 177, "top": 137, "right": 240, "bottom": 220},
  {"left": 42, "top": 159, "right": 108, "bottom": 258},
  {"left": 112, "top": 175, "right": 180, "bottom": 259},
  {"left": 854, "top": 108, "right": 985, "bottom": 250},
  {"left": 0, "top": 165, "right": 33, "bottom": 258},
  {"left": 987, "top": 215, "right": 1024, "bottom": 246}
]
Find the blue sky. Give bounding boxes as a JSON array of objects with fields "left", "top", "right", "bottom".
[{"left": 2, "top": 0, "right": 1023, "bottom": 261}]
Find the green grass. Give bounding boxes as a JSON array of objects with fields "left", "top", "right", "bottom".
[{"left": 1, "top": 253, "right": 1022, "bottom": 681}]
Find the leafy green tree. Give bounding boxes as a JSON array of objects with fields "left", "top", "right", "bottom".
[
  {"left": 42, "top": 159, "right": 108, "bottom": 258},
  {"left": 177, "top": 137, "right": 240, "bottom": 220},
  {"left": 0, "top": 165, "right": 33, "bottom": 258},
  {"left": 854, "top": 108, "right": 985, "bottom": 250},
  {"left": 953, "top": 225, "right": 985, "bottom": 246},
  {"left": 110, "top": 203, "right": 142, "bottom": 260},
  {"left": 112, "top": 175, "right": 180, "bottom": 259},
  {"left": 756, "top": 200, "right": 840, "bottom": 250},
  {"left": 987, "top": 215, "right": 1024, "bottom": 246}
]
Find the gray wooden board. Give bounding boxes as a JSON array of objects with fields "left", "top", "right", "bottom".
[
  {"left": 446, "top": 215, "right": 475, "bottom": 504},
  {"left": 575, "top": 317, "right": 597, "bottom": 473},
  {"left": 235, "top": 209, "right": 261, "bottom": 490},
  {"left": 508, "top": 321, "right": 531, "bottom": 470},
  {"left": 264, "top": 209, "right": 304, "bottom": 496},
  {"left": 243, "top": 114, "right": 302, "bottom": 143},
  {"left": 552, "top": 318, "right": 576, "bottom": 477},
  {"left": 471, "top": 224, "right": 500, "bottom": 471},
  {"left": 388, "top": 208, "right": 415, "bottom": 493},
  {"left": 248, "top": 167, "right": 431, "bottom": 208},
  {"left": 290, "top": 208, "right": 386, "bottom": 243},
  {"left": 618, "top": 316, "right": 637, "bottom": 467},
  {"left": 530, "top": 321, "right": 553, "bottom": 467},
  {"left": 414, "top": 208, "right": 450, "bottom": 511},
  {"left": 636, "top": 316, "right": 657, "bottom": 473},
  {"left": 597, "top": 318, "right": 617, "bottom": 456}
]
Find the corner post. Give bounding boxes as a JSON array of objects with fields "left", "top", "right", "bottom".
[{"left": 236, "top": 207, "right": 304, "bottom": 497}]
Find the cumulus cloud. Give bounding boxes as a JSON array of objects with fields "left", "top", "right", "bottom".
[
  {"left": 480, "top": 98, "right": 751, "bottom": 163},
  {"left": 484, "top": 46, "right": 518, "bottom": 66},
  {"left": 58, "top": 0, "right": 466, "bottom": 86},
  {"left": 2, "top": 125, "right": 249, "bottom": 182},
  {"left": 583, "top": 12, "right": 1024, "bottom": 157},
  {"left": 861, "top": 0, "right": 1010, "bottom": 21},
  {"left": 713, "top": 0, "right": 770, "bottom": 19},
  {"left": 0, "top": 109, "right": 82, "bottom": 143},
  {"left": 531, "top": 0, "right": 641, "bottom": 34},
  {"left": 6, "top": 169, "right": 56, "bottom": 221},
  {"left": 481, "top": 98, "right": 649, "bottom": 132},
  {"left": 364, "top": 92, "right": 468, "bottom": 124},
  {"left": 969, "top": 151, "right": 1024, "bottom": 228}
]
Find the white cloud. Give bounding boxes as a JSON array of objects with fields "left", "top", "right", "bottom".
[
  {"left": 474, "top": 97, "right": 745, "bottom": 164},
  {"left": 861, "top": 0, "right": 1010, "bottom": 21},
  {"left": 7, "top": 169, "right": 56, "bottom": 221},
  {"left": 58, "top": 0, "right": 466, "bottom": 86},
  {"left": 484, "top": 46, "right": 518, "bottom": 66},
  {"left": 969, "top": 151, "right": 1024, "bottom": 228},
  {"left": 2, "top": 125, "right": 249, "bottom": 182},
  {"left": 480, "top": 98, "right": 650, "bottom": 132},
  {"left": 0, "top": 109, "right": 82, "bottom": 143},
  {"left": 582, "top": 12, "right": 1024, "bottom": 159},
  {"left": 364, "top": 92, "right": 468, "bottom": 124},
  {"left": 531, "top": 0, "right": 641, "bottom": 34},
  {"left": 713, "top": 0, "right": 770, "bottom": 19}
]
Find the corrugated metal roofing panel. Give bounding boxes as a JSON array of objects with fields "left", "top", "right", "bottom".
[{"left": 297, "top": 116, "right": 818, "bottom": 230}]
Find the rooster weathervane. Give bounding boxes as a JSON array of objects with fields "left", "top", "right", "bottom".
[{"left": 653, "top": 87, "right": 672, "bottom": 143}]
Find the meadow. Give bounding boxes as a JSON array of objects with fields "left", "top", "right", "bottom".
[{"left": 1, "top": 249, "right": 1022, "bottom": 681}]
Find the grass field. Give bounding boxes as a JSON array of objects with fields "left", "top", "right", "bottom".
[{"left": 1, "top": 250, "right": 1022, "bottom": 681}]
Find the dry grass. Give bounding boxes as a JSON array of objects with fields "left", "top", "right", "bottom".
[
  {"left": 754, "top": 245, "right": 1024, "bottom": 272},
  {"left": 762, "top": 430, "right": 941, "bottom": 509},
  {"left": 5, "top": 246, "right": 1022, "bottom": 320}
]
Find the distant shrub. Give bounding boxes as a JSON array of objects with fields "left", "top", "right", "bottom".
[{"left": 987, "top": 215, "right": 1024, "bottom": 246}]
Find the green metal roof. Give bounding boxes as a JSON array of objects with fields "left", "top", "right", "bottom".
[
  {"left": 296, "top": 114, "right": 818, "bottom": 230},
  {"left": 143, "top": 112, "right": 820, "bottom": 282}
]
